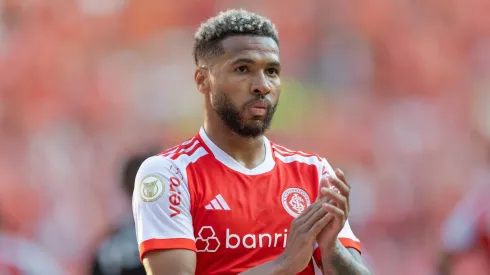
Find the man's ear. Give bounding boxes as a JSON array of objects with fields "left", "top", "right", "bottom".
[{"left": 195, "top": 66, "right": 210, "bottom": 95}]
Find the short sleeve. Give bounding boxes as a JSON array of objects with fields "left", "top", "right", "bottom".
[
  {"left": 132, "top": 156, "right": 195, "bottom": 261},
  {"left": 318, "top": 158, "right": 362, "bottom": 253}
]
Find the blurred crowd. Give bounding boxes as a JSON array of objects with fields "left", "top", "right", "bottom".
[{"left": 0, "top": 0, "right": 490, "bottom": 274}]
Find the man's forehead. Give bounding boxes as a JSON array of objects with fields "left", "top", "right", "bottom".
[{"left": 221, "top": 35, "right": 279, "bottom": 57}]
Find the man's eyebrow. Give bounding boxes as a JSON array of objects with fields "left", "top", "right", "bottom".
[
  {"left": 230, "top": 58, "right": 255, "bottom": 65},
  {"left": 230, "top": 58, "right": 281, "bottom": 67},
  {"left": 267, "top": 61, "right": 281, "bottom": 67}
]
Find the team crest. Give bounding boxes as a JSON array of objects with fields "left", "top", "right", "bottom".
[
  {"left": 281, "top": 188, "right": 311, "bottom": 217},
  {"left": 139, "top": 174, "right": 165, "bottom": 202}
]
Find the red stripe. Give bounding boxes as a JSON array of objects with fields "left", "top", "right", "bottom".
[
  {"left": 214, "top": 198, "right": 224, "bottom": 210},
  {"left": 171, "top": 142, "right": 202, "bottom": 160},
  {"left": 273, "top": 147, "right": 322, "bottom": 162},
  {"left": 139, "top": 238, "right": 196, "bottom": 262},
  {"left": 312, "top": 246, "right": 323, "bottom": 269},
  {"left": 271, "top": 144, "right": 321, "bottom": 160},
  {"left": 173, "top": 140, "right": 197, "bottom": 155},
  {"left": 339, "top": 238, "right": 362, "bottom": 254},
  {"left": 162, "top": 138, "right": 198, "bottom": 158},
  {"left": 159, "top": 141, "right": 187, "bottom": 156},
  {"left": 159, "top": 147, "right": 179, "bottom": 157}
]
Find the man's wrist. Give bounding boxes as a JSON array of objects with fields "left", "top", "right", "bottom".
[
  {"left": 319, "top": 238, "right": 339, "bottom": 256},
  {"left": 319, "top": 239, "right": 342, "bottom": 264},
  {"left": 271, "top": 254, "right": 296, "bottom": 275}
]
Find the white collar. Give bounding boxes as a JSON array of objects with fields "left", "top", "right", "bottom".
[{"left": 199, "top": 127, "right": 275, "bottom": 175}]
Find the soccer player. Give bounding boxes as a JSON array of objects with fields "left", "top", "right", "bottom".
[
  {"left": 133, "top": 9, "right": 370, "bottom": 275},
  {"left": 437, "top": 181, "right": 490, "bottom": 275}
]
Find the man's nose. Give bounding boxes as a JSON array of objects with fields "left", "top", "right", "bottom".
[{"left": 250, "top": 73, "right": 271, "bottom": 96}]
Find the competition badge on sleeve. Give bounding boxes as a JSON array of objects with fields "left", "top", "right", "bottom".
[{"left": 140, "top": 174, "right": 165, "bottom": 202}]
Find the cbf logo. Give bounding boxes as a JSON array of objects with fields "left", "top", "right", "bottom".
[
  {"left": 281, "top": 188, "right": 311, "bottom": 217},
  {"left": 139, "top": 174, "right": 165, "bottom": 202}
]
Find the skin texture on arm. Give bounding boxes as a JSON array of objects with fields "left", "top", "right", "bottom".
[
  {"left": 142, "top": 246, "right": 290, "bottom": 275},
  {"left": 142, "top": 250, "right": 196, "bottom": 275},
  {"left": 321, "top": 241, "right": 370, "bottom": 275}
]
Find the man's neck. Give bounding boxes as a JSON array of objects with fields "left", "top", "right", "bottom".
[{"left": 203, "top": 122, "right": 266, "bottom": 170}]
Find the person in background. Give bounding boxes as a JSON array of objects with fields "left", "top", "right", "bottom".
[
  {"left": 0, "top": 209, "right": 64, "bottom": 274},
  {"left": 437, "top": 180, "right": 490, "bottom": 275},
  {"left": 91, "top": 152, "right": 156, "bottom": 275}
]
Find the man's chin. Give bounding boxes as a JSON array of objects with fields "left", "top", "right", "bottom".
[{"left": 233, "top": 122, "right": 269, "bottom": 138}]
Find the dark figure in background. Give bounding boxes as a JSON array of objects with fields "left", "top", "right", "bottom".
[{"left": 91, "top": 153, "right": 154, "bottom": 275}]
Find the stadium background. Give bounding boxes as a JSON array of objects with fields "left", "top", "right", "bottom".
[{"left": 0, "top": 0, "right": 489, "bottom": 274}]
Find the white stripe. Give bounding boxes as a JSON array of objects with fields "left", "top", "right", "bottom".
[
  {"left": 183, "top": 140, "right": 200, "bottom": 153},
  {"left": 205, "top": 204, "right": 213, "bottom": 210},
  {"left": 216, "top": 194, "right": 230, "bottom": 210},
  {"left": 210, "top": 199, "right": 222, "bottom": 210},
  {"left": 182, "top": 138, "right": 195, "bottom": 146},
  {"left": 172, "top": 147, "right": 208, "bottom": 165},
  {"left": 165, "top": 139, "right": 198, "bottom": 157},
  {"left": 272, "top": 145, "right": 311, "bottom": 156},
  {"left": 274, "top": 151, "right": 319, "bottom": 165}
]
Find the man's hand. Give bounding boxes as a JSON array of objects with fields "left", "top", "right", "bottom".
[
  {"left": 315, "top": 169, "right": 371, "bottom": 275},
  {"left": 276, "top": 197, "right": 334, "bottom": 274},
  {"left": 316, "top": 169, "right": 350, "bottom": 251},
  {"left": 239, "top": 197, "right": 334, "bottom": 275}
]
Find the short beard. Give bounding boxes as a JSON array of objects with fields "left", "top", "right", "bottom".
[{"left": 213, "top": 93, "right": 277, "bottom": 138}]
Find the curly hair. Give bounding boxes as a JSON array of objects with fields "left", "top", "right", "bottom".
[{"left": 193, "top": 9, "right": 279, "bottom": 65}]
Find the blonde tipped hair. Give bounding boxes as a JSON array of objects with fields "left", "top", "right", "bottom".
[{"left": 193, "top": 9, "right": 279, "bottom": 65}]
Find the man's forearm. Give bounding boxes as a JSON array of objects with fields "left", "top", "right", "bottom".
[{"left": 321, "top": 240, "right": 370, "bottom": 275}]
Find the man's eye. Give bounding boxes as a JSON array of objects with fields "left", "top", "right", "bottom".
[
  {"left": 235, "top": 66, "right": 248, "bottom": 73},
  {"left": 266, "top": 68, "right": 279, "bottom": 76}
]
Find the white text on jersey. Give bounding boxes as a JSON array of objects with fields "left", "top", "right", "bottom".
[{"left": 225, "top": 229, "right": 289, "bottom": 249}]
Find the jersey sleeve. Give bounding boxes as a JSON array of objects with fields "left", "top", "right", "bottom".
[
  {"left": 132, "top": 156, "right": 195, "bottom": 261},
  {"left": 318, "top": 158, "right": 362, "bottom": 253}
]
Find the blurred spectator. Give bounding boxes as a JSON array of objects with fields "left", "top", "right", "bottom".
[
  {"left": 437, "top": 177, "right": 490, "bottom": 275},
  {"left": 0, "top": 209, "right": 65, "bottom": 274},
  {"left": 90, "top": 151, "right": 156, "bottom": 275}
]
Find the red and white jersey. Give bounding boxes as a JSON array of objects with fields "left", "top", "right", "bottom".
[{"left": 133, "top": 127, "right": 361, "bottom": 275}]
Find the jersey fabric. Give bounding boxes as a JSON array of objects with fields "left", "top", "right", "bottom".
[{"left": 133, "top": 127, "right": 361, "bottom": 275}]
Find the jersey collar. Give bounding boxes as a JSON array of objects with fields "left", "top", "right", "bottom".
[{"left": 199, "top": 127, "right": 275, "bottom": 175}]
